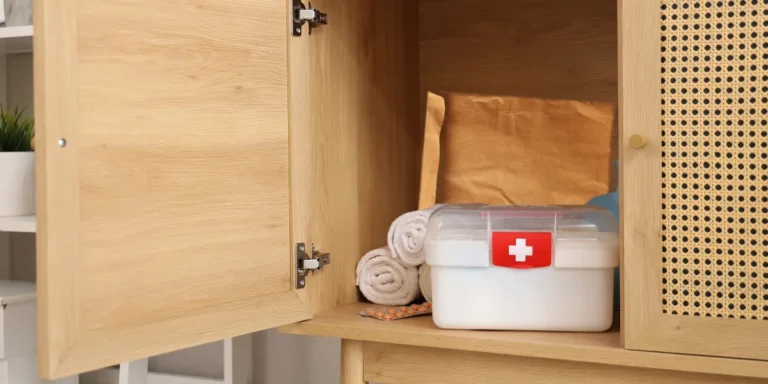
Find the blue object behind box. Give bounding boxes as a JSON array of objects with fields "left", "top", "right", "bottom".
[{"left": 587, "top": 162, "right": 620, "bottom": 309}]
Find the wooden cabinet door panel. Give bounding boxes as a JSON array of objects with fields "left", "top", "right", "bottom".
[
  {"left": 34, "top": 0, "right": 310, "bottom": 378},
  {"left": 620, "top": 0, "right": 768, "bottom": 360}
]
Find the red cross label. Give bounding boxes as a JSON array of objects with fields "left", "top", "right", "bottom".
[{"left": 491, "top": 232, "right": 552, "bottom": 269}]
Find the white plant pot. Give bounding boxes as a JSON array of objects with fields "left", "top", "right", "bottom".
[
  {"left": 0, "top": 152, "right": 35, "bottom": 216},
  {"left": 3, "top": 0, "right": 32, "bottom": 27}
]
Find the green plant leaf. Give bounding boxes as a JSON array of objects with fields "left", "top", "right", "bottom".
[{"left": 0, "top": 105, "right": 34, "bottom": 152}]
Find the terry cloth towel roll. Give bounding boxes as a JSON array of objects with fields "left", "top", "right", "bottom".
[
  {"left": 419, "top": 264, "right": 432, "bottom": 303},
  {"left": 387, "top": 205, "right": 443, "bottom": 266},
  {"left": 356, "top": 247, "right": 420, "bottom": 305}
]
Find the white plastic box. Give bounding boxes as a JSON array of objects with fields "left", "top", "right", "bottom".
[{"left": 425, "top": 205, "right": 619, "bottom": 332}]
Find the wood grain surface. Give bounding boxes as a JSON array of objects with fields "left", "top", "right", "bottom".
[
  {"left": 35, "top": 0, "right": 310, "bottom": 377},
  {"left": 341, "top": 340, "right": 365, "bottom": 384},
  {"left": 280, "top": 303, "right": 768, "bottom": 379},
  {"left": 292, "top": 0, "right": 421, "bottom": 314},
  {"left": 420, "top": 0, "right": 618, "bottom": 102},
  {"left": 364, "top": 342, "right": 768, "bottom": 384}
]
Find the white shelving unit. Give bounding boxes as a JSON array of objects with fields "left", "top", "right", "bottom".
[
  {"left": 0, "top": 216, "right": 35, "bottom": 233},
  {"left": 0, "top": 26, "right": 32, "bottom": 54},
  {"left": 0, "top": 22, "right": 43, "bottom": 384}
]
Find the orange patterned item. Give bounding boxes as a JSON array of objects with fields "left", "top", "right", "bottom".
[{"left": 359, "top": 302, "right": 432, "bottom": 321}]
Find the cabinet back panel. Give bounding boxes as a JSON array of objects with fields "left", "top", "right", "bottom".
[
  {"left": 420, "top": 0, "right": 618, "bottom": 103},
  {"left": 419, "top": 0, "right": 619, "bottom": 188}
]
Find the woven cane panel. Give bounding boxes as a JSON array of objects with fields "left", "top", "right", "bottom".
[{"left": 660, "top": 0, "right": 768, "bottom": 319}]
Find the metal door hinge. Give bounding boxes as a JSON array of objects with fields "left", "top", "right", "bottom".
[
  {"left": 292, "top": 0, "right": 327, "bottom": 36},
  {"left": 296, "top": 243, "right": 330, "bottom": 289}
]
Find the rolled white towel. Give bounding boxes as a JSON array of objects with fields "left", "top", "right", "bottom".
[
  {"left": 387, "top": 205, "right": 443, "bottom": 266},
  {"left": 419, "top": 264, "right": 432, "bottom": 303},
  {"left": 356, "top": 247, "right": 420, "bottom": 305}
]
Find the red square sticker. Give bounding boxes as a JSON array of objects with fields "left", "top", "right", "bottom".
[{"left": 491, "top": 232, "right": 552, "bottom": 269}]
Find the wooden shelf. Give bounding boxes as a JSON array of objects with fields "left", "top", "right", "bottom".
[
  {"left": 0, "top": 215, "right": 35, "bottom": 233},
  {"left": 279, "top": 303, "right": 768, "bottom": 379},
  {"left": 0, "top": 25, "right": 33, "bottom": 54}
]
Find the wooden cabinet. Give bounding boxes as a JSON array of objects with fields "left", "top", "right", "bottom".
[{"left": 32, "top": 0, "right": 768, "bottom": 382}]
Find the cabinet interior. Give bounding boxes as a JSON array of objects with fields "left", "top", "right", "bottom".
[
  {"left": 302, "top": 0, "right": 619, "bottom": 313},
  {"left": 5, "top": 0, "right": 621, "bottom": 371}
]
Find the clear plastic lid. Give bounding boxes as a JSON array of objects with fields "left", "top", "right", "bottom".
[{"left": 425, "top": 204, "right": 619, "bottom": 269}]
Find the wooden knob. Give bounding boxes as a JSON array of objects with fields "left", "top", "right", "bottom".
[{"left": 629, "top": 134, "right": 647, "bottom": 149}]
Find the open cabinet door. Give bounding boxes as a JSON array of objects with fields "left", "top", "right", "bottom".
[{"left": 34, "top": 0, "right": 311, "bottom": 378}]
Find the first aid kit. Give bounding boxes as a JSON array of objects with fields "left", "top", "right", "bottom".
[{"left": 425, "top": 205, "right": 619, "bottom": 332}]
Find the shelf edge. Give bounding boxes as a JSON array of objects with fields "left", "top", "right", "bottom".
[{"left": 279, "top": 310, "right": 768, "bottom": 379}]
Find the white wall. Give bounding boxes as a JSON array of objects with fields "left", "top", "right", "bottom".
[
  {"left": 6, "top": 52, "right": 31, "bottom": 110},
  {"left": 253, "top": 331, "right": 339, "bottom": 384}
]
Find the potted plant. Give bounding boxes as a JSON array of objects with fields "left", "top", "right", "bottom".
[{"left": 0, "top": 106, "right": 34, "bottom": 216}]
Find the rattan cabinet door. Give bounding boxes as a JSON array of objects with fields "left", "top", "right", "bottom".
[{"left": 621, "top": 0, "right": 768, "bottom": 360}]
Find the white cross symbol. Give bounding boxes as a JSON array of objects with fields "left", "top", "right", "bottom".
[{"left": 508, "top": 238, "right": 533, "bottom": 262}]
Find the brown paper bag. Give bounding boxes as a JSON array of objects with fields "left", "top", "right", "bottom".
[{"left": 419, "top": 92, "right": 615, "bottom": 209}]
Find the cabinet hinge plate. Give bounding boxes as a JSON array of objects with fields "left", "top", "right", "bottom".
[
  {"left": 291, "top": 0, "right": 327, "bottom": 36},
  {"left": 295, "top": 243, "right": 330, "bottom": 289}
]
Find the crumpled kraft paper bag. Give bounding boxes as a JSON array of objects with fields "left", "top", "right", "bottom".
[{"left": 419, "top": 92, "right": 615, "bottom": 208}]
